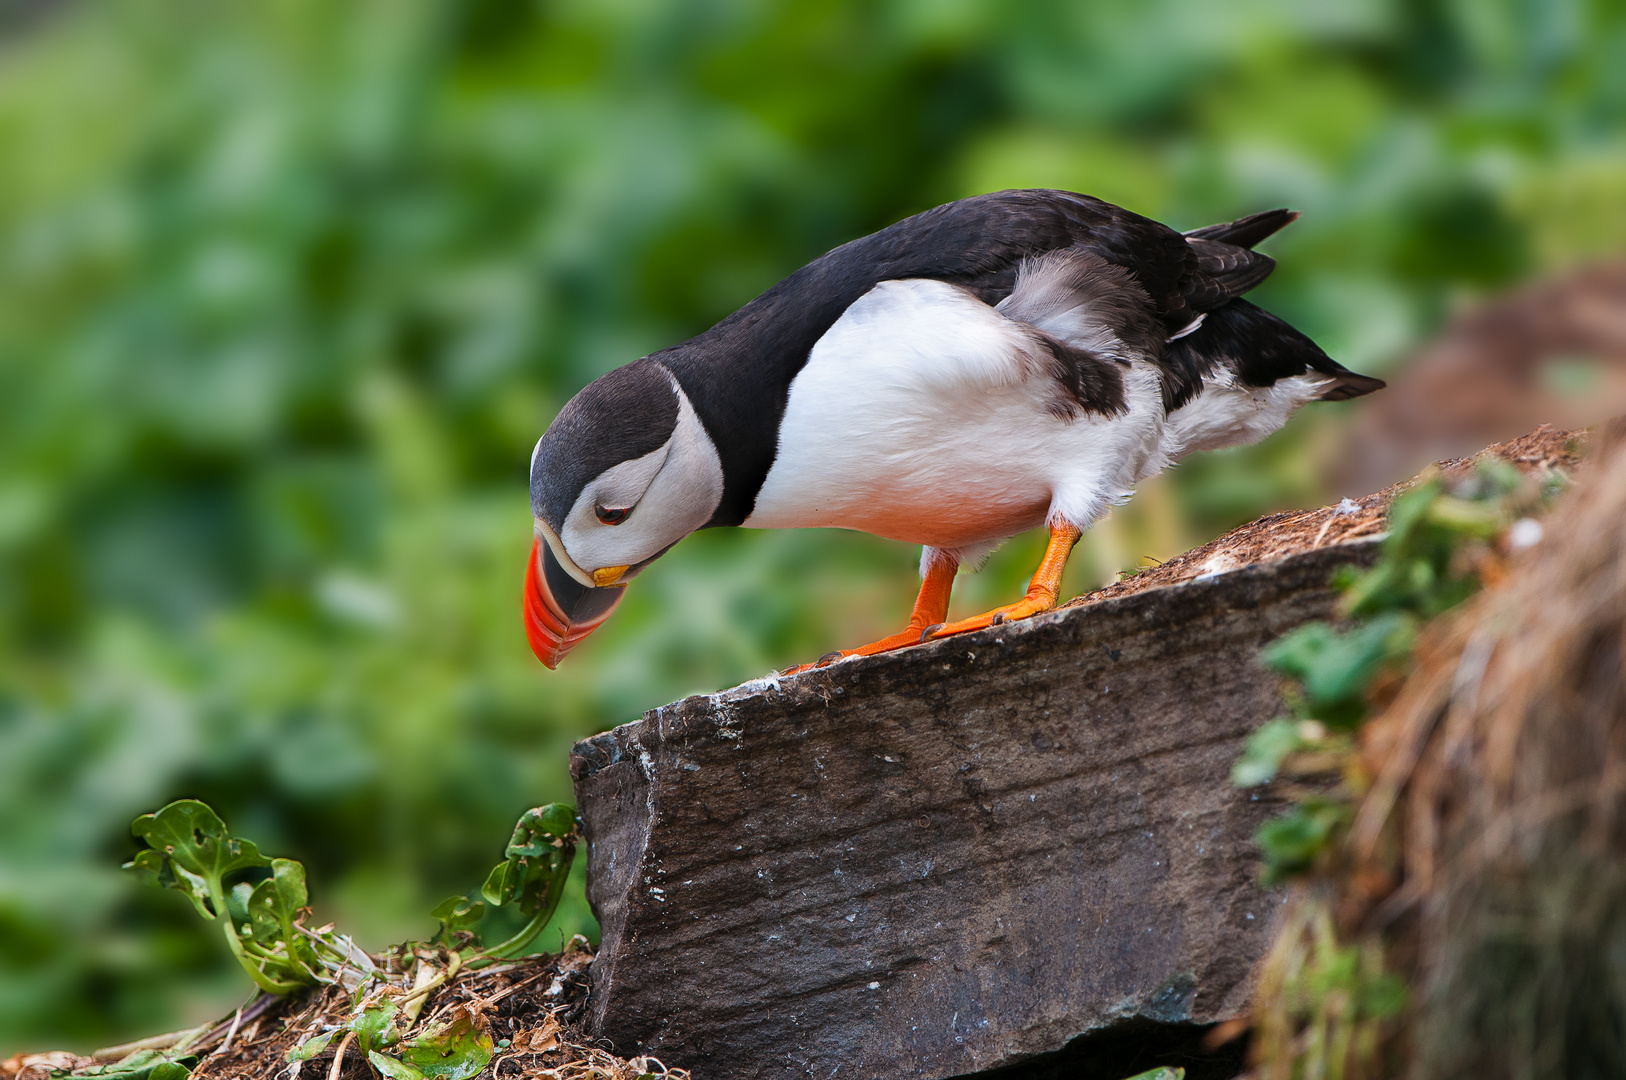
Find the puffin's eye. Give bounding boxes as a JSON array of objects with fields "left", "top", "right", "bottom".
[{"left": 595, "top": 505, "right": 631, "bottom": 526}]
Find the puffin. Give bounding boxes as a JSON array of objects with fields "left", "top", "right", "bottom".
[{"left": 524, "top": 189, "right": 1383, "bottom": 671}]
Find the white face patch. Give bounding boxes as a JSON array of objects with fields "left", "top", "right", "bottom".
[
  {"left": 557, "top": 381, "right": 723, "bottom": 572},
  {"left": 579, "top": 442, "right": 672, "bottom": 516}
]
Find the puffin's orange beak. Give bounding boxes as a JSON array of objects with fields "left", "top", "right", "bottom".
[{"left": 523, "top": 538, "right": 627, "bottom": 669}]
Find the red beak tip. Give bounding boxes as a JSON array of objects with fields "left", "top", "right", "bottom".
[{"left": 523, "top": 537, "right": 625, "bottom": 670}]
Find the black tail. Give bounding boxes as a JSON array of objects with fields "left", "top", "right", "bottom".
[
  {"left": 1184, "top": 208, "right": 1299, "bottom": 250},
  {"left": 1176, "top": 209, "right": 1298, "bottom": 314},
  {"left": 1162, "top": 299, "right": 1384, "bottom": 410}
]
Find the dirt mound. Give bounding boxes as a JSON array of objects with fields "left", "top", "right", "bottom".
[{"left": 3, "top": 942, "right": 688, "bottom": 1080}]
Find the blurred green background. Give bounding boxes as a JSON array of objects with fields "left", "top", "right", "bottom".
[{"left": 3, "top": 0, "right": 1624, "bottom": 1052}]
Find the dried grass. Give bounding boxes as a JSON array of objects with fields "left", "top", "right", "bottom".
[
  {"left": 1249, "top": 421, "right": 1626, "bottom": 1079},
  {"left": 1394, "top": 424, "right": 1626, "bottom": 1080}
]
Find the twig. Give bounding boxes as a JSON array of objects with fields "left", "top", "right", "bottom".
[
  {"left": 93, "top": 1026, "right": 211, "bottom": 1063},
  {"left": 414, "top": 987, "right": 473, "bottom": 1034},
  {"left": 93, "top": 995, "right": 274, "bottom": 1066},
  {"left": 1310, "top": 511, "right": 1336, "bottom": 550},
  {"left": 189, "top": 993, "right": 282, "bottom": 1057},
  {"left": 212, "top": 1009, "right": 243, "bottom": 1058},
  {"left": 293, "top": 924, "right": 376, "bottom": 985},
  {"left": 479, "top": 969, "right": 553, "bottom": 1009},
  {"left": 327, "top": 1030, "right": 355, "bottom": 1080}
]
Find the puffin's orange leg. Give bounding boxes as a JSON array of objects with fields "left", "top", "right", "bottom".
[
  {"left": 783, "top": 552, "right": 959, "bottom": 674},
  {"left": 925, "top": 522, "right": 1082, "bottom": 640}
]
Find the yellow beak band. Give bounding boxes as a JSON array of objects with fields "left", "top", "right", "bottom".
[{"left": 591, "top": 565, "right": 630, "bottom": 587}]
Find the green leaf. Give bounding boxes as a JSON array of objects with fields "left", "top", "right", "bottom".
[
  {"left": 1296, "top": 613, "right": 1414, "bottom": 721},
  {"left": 243, "top": 858, "right": 326, "bottom": 986},
  {"left": 429, "top": 895, "right": 485, "bottom": 945},
  {"left": 396, "top": 1010, "right": 494, "bottom": 1080},
  {"left": 125, "top": 800, "right": 271, "bottom": 920},
  {"left": 467, "top": 805, "right": 581, "bottom": 964},
  {"left": 479, "top": 862, "right": 511, "bottom": 909},
  {"left": 1261, "top": 614, "right": 1414, "bottom": 728},
  {"left": 1361, "top": 971, "right": 1409, "bottom": 1019},
  {"left": 350, "top": 994, "right": 400, "bottom": 1053},
  {"left": 286, "top": 1031, "right": 335, "bottom": 1063},
  {"left": 1257, "top": 799, "right": 1348, "bottom": 883},
  {"left": 479, "top": 805, "right": 577, "bottom": 916},
  {"left": 1340, "top": 470, "right": 1522, "bottom": 619},
  {"left": 368, "top": 1052, "right": 426, "bottom": 1080},
  {"left": 125, "top": 801, "right": 324, "bottom": 994},
  {"left": 245, "top": 859, "right": 308, "bottom": 946},
  {"left": 1120, "top": 1069, "right": 1185, "bottom": 1080},
  {"left": 80, "top": 1050, "right": 198, "bottom": 1080},
  {"left": 1231, "top": 719, "right": 1300, "bottom": 787}
]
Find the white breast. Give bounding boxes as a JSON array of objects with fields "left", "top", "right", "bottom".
[{"left": 743, "top": 279, "right": 1167, "bottom": 551}]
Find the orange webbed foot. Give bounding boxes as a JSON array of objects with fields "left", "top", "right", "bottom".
[
  {"left": 922, "top": 594, "right": 1055, "bottom": 640},
  {"left": 782, "top": 550, "right": 958, "bottom": 675},
  {"left": 780, "top": 624, "right": 943, "bottom": 675},
  {"left": 924, "top": 521, "right": 1082, "bottom": 643}
]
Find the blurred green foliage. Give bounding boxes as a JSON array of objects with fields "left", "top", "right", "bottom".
[{"left": 2, "top": 0, "right": 1624, "bottom": 1051}]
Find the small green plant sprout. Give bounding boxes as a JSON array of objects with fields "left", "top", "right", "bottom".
[
  {"left": 124, "top": 800, "right": 375, "bottom": 994},
  {"left": 1116, "top": 555, "right": 1165, "bottom": 582},
  {"left": 469, "top": 803, "right": 579, "bottom": 966},
  {"left": 284, "top": 805, "right": 578, "bottom": 1077},
  {"left": 428, "top": 895, "right": 485, "bottom": 948},
  {"left": 125, "top": 799, "right": 579, "bottom": 1080},
  {"left": 1119, "top": 1068, "right": 1185, "bottom": 1080}
]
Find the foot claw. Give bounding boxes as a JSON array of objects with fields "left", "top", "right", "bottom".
[
  {"left": 919, "top": 622, "right": 945, "bottom": 642},
  {"left": 815, "top": 650, "right": 845, "bottom": 668},
  {"left": 990, "top": 613, "right": 1006, "bottom": 626}
]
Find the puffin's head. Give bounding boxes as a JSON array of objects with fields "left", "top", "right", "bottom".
[{"left": 525, "top": 360, "right": 723, "bottom": 668}]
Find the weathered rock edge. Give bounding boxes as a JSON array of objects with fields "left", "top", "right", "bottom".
[{"left": 570, "top": 538, "right": 1384, "bottom": 1080}]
